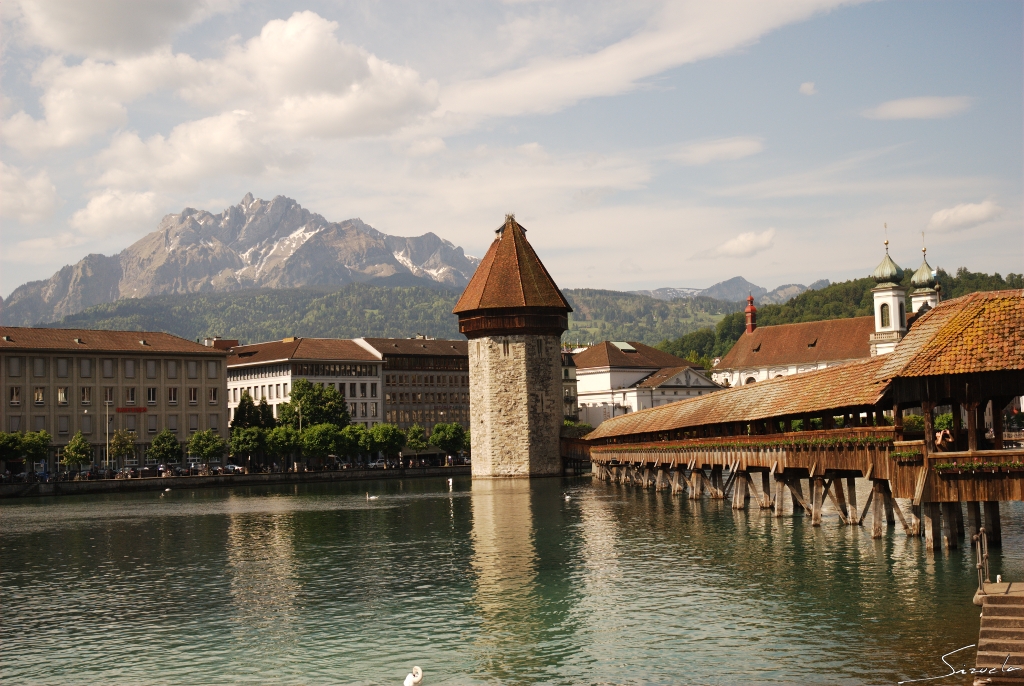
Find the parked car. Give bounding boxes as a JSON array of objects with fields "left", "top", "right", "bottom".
[
  {"left": 368, "top": 459, "right": 386, "bottom": 469},
  {"left": 223, "top": 464, "right": 244, "bottom": 474}
]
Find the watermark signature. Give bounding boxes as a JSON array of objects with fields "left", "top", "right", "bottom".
[{"left": 898, "top": 644, "right": 1021, "bottom": 684}]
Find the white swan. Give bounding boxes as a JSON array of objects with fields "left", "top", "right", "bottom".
[
  {"left": 404, "top": 666, "right": 423, "bottom": 686},
  {"left": 165, "top": 488, "right": 171, "bottom": 492},
  {"left": 564, "top": 494, "right": 571, "bottom": 501},
  {"left": 366, "top": 492, "right": 379, "bottom": 501}
]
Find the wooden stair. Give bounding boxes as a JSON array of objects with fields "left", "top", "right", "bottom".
[{"left": 976, "top": 594, "right": 1024, "bottom": 684}]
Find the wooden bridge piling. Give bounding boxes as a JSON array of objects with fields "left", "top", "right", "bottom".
[{"left": 984, "top": 501, "right": 1002, "bottom": 548}]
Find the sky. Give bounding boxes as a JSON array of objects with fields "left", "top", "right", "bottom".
[{"left": 1, "top": 0, "right": 1021, "bottom": 297}]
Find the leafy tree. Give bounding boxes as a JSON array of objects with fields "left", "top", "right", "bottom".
[
  {"left": 230, "top": 392, "right": 258, "bottom": 430},
  {"left": 148, "top": 429, "right": 183, "bottom": 464},
  {"left": 903, "top": 414, "right": 925, "bottom": 432},
  {"left": 265, "top": 425, "right": 300, "bottom": 461},
  {"left": 429, "top": 422, "right": 466, "bottom": 457},
  {"left": 367, "top": 423, "right": 405, "bottom": 459},
  {"left": 61, "top": 431, "right": 93, "bottom": 470},
  {"left": 231, "top": 426, "right": 265, "bottom": 463},
  {"left": 337, "top": 424, "right": 367, "bottom": 461},
  {"left": 20, "top": 431, "right": 52, "bottom": 465},
  {"left": 561, "top": 420, "right": 594, "bottom": 439},
  {"left": 188, "top": 429, "right": 226, "bottom": 462},
  {"left": 934, "top": 413, "right": 954, "bottom": 431},
  {"left": 463, "top": 428, "right": 471, "bottom": 455},
  {"left": 0, "top": 432, "right": 23, "bottom": 464},
  {"left": 109, "top": 429, "right": 137, "bottom": 465},
  {"left": 257, "top": 399, "right": 276, "bottom": 429},
  {"left": 277, "top": 379, "right": 350, "bottom": 430},
  {"left": 301, "top": 423, "right": 341, "bottom": 460},
  {"left": 404, "top": 424, "right": 428, "bottom": 452}
]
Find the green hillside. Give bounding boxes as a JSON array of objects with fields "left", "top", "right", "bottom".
[
  {"left": 44, "top": 284, "right": 744, "bottom": 346},
  {"left": 657, "top": 267, "right": 1023, "bottom": 366}
]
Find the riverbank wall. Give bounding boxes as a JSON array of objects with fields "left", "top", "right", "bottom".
[{"left": 0, "top": 466, "right": 471, "bottom": 499}]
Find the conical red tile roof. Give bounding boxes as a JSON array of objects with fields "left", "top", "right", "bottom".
[{"left": 453, "top": 215, "right": 571, "bottom": 314}]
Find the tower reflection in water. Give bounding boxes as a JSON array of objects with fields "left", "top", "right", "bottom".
[{"left": 469, "top": 478, "right": 583, "bottom": 682}]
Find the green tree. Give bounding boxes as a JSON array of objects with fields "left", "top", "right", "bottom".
[
  {"left": 257, "top": 399, "right": 277, "bottom": 429},
  {"left": 148, "top": 429, "right": 183, "bottom": 464},
  {"left": 109, "top": 429, "right": 137, "bottom": 465},
  {"left": 188, "top": 429, "right": 226, "bottom": 462},
  {"left": 561, "top": 420, "right": 594, "bottom": 439},
  {"left": 20, "top": 431, "right": 52, "bottom": 466},
  {"left": 429, "top": 422, "right": 466, "bottom": 457},
  {"left": 301, "top": 423, "right": 341, "bottom": 461},
  {"left": 0, "top": 432, "right": 23, "bottom": 465},
  {"left": 337, "top": 424, "right": 367, "bottom": 461},
  {"left": 367, "top": 423, "right": 405, "bottom": 459},
  {"left": 230, "top": 392, "right": 258, "bottom": 430},
  {"left": 404, "top": 424, "right": 428, "bottom": 452},
  {"left": 277, "top": 379, "right": 350, "bottom": 430},
  {"left": 61, "top": 431, "right": 92, "bottom": 471},
  {"left": 265, "top": 425, "right": 300, "bottom": 462},
  {"left": 231, "top": 426, "right": 265, "bottom": 463},
  {"left": 934, "top": 413, "right": 954, "bottom": 431}
]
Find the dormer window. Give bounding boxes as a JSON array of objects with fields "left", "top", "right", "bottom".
[
  {"left": 807, "top": 338, "right": 817, "bottom": 348},
  {"left": 752, "top": 343, "right": 761, "bottom": 353}
]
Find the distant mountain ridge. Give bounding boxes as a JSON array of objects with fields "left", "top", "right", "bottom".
[
  {"left": 0, "top": 194, "right": 479, "bottom": 327},
  {"left": 633, "top": 276, "right": 830, "bottom": 305}
]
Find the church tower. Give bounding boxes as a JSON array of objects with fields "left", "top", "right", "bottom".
[
  {"left": 910, "top": 246, "right": 939, "bottom": 314},
  {"left": 868, "top": 240, "right": 906, "bottom": 356},
  {"left": 453, "top": 215, "right": 572, "bottom": 478}
]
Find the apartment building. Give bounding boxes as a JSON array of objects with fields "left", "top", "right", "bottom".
[
  {"left": 1, "top": 327, "right": 229, "bottom": 470},
  {"left": 226, "top": 337, "right": 383, "bottom": 427}
]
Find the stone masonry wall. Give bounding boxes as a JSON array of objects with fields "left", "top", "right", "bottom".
[{"left": 469, "top": 334, "right": 563, "bottom": 477}]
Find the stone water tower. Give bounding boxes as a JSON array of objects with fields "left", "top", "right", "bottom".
[{"left": 453, "top": 215, "right": 572, "bottom": 478}]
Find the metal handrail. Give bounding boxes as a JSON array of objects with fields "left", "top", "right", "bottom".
[{"left": 973, "top": 527, "right": 990, "bottom": 599}]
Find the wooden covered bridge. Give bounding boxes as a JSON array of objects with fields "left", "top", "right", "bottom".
[{"left": 584, "top": 290, "right": 1024, "bottom": 553}]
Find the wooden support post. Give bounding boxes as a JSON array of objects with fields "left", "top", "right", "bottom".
[
  {"left": 846, "top": 477, "right": 858, "bottom": 526},
  {"left": 952, "top": 401, "right": 963, "bottom": 451},
  {"left": 791, "top": 478, "right": 806, "bottom": 513},
  {"left": 967, "top": 402, "right": 980, "bottom": 452},
  {"left": 922, "top": 400, "right": 935, "bottom": 448},
  {"left": 893, "top": 403, "right": 904, "bottom": 441},
  {"left": 642, "top": 467, "right": 651, "bottom": 488},
  {"left": 993, "top": 399, "right": 1005, "bottom": 450},
  {"left": 690, "top": 469, "right": 703, "bottom": 498},
  {"left": 883, "top": 481, "right": 895, "bottom": 527},
  {"left": 761, "top": 471, "right": 772, "bottom": 509},
  {"left": 968, "top": 502, "right": 982, "bottom": 540},
  {"left": 655, "top": 467, "right": 666, "bottom": 491},
  {"left": 774, "top": 476, "right": 785, "bottom": 518},
  {"left": 984, "top": 501, "right": 1002, "bottom": 549},
  {"left": 940, "top": 502, "right": 958, "bottom": 550},
  {"left": 811, "top": 477, "right": 824, "bottom": 526},
  {"left": 732, "top": 471, "right": 748, "bottom": 510},
  {"left": 923, "top": 503, "right": 941, "bottom": 551},
  {"left": 954, "top": 502, "right": 965, "bottom": 539},
  {"left": 871, "top": 481, "right": 884, "bottom": 538},
  {"left": 833, "top": 477, "right": 850, "bottom": 523},
  {"left": 712, "top": 465, "right": 724, "bottom": 497}
]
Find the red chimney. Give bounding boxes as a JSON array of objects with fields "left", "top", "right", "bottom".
[{"left": 744, "top": 295, "right": 757, "bottom": 333}]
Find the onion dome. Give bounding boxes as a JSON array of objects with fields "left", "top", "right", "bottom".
[
  {"left": 871, "top": 240, "right": 904, "bottom": 285},
  {"left": 911, "top": 247, "right": 936, "bottom": 289},
  {"left": 454, "top": 214, "right": 572, "bottom": 338}
]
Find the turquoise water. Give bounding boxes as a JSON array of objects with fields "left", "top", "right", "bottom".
[{"left": 1, "top": 477, "right": 1019, "bottom": 685}]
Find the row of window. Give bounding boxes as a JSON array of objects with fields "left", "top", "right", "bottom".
[
  {"left": 8, "top": 413, "right": 219, "bottom": 435},
  {"left": 384, "top": 356, "right": 468, "bottom": 372},
  {"left": 6, "top": 357, "right": 219, "bottom": 380},
  {"left": 8, "top": 386, "right": 217, "bottom": 407},
  {"left": 230, "top": 381, "right": 379, "bottom": 404},
  {"left": 384, "top": 407, "right": 468, "bottom": 424},
  {"left": 384, "top": 374, "right": 468, "bottom": 387},
  {"left": 349, "top": 402, "right": 378, "bottom": 418},
  {"left": 385, "top": 392, "right": 468, "bottom": 405}
]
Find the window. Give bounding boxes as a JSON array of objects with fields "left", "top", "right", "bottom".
[
  {"left": 283, "top": 383, "right": 288, "bottom": 397},
  {"left": 148, "top": 387, "right": 158, "bottom": 405},
  {"left": 187, "top": 361, "right": 198, "bottom": 379},
  {"left": 34, "top": 416, "right": 46, "bottom": 431},
  {"left": 168, "top": 415, "right": 178, "bottom": 432},
  {"left": 82, "top": 415, "right": 93, "bottom": 434},
  {"left": 350, "top": 402, "right": 357, "bottom": 416},
  {"left": 880, "top": 303, "right": 890, "bottom": 328},
  {"left": 209, "top": 414, "right": 219, "bottom": 431},
  {"left": 147, "top": 415, "right": 158, "bottom": 434},
  {"left": 275, "top": 384, "right": 281, "bottom": 399},
  {"left": 503, "top": 340, "right": 510, "bottom": 356},
  {"left": 9, "top": 416, "right": 22, "bottom": 432},
  {"left": 167, "top": 360, "right": 178, "bottom": 379},
  {"left": 57, "top": 387, "right": 69, "bottom": 405},
  {"left": 370, "top": 402, "right": 377, "bottom": 417},
  {"left": 57, "top": 358, "right": 69, "bottom": 378},
  {"left": 146, "top": 360, "right": 157, "bottom": 379},
  {"left": 9, "top": 387, "right": 21, "bottom": 406},
  {"left": 9, "top": 357, "right": 22, "bottom": 377},
  {"left": 899, "top": 303, "right": 905, "bottom": 327},
  {"left": 189, "top": 414, "right": 199, "bottom": 433},
  {"left": 104, "top": 387, "right": 114, "bottom": 405},
  {"left": 350, "top": 383, "right": 357, "bottom": 397},
  {"left": 360, "top": 402, "right": 367, "bottom": 418},
  {"left": 33, "top": 358, "right": 46, "bottom": 377},
  {"left": 80, "top": 358, "right": 92, "bottom": 378},
  {"left": 125, "top": 415, "right": 136, "bottom": 431},
  {"left": 102, "top": 359, "right": 114, "bottom": 378},
  {"left": 189, "top": 388, "right": 198, "bottom": 405},
  {"left": 232, "top": 388, "right": 238, "bottom": 402},
  {"left": 209, "top": 388, "right": 218, "bottom": 405},
  {"left": 125, "top": 360, "right": 136, "bottom": 378},
  {"left": 125, "top": 387, "right": 136, "bottom": 405},
  {"left": 81, "top": 387, "right": 92, "bottom": 405},
  {"left": 207, "top": 361, "right": 218, "bottom": 379},
  {"left": 58, "top": 416, "right": 69, "bottom": 435},
  {"left": 360, "top": 383, "right": 367, "bottom": 398},
  {"left": 370, "top": 383, "right": 377, "bottom": 398},
  {"left": 34, "top": 387, "right": 45, "bottom": 405}
]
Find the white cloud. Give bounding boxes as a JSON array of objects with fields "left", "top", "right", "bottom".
[
  {"left": 713, "top": 228, "right": 776, "bottom": 257},
  {"left": 799, "top": 81, "right": 817, "bottom": 95},
  {"left": 0, "top": 162, "right": 57, "bottom": 223},
  {"left": 675, "top": 136, "right": 764, "bottom": 165},
  {"left": 862, "top": 96, "right": 972, "bottom": 120},
  {"left": 927, "top": 199, "right": 1002, "bottom": 232},
  {"left": 68, "top": 190, "right": 163, "bottom": 237}
]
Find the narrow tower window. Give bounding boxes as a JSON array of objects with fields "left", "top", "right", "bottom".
[{"left": 880, "top": 303, "right": 890, "bottom": 328}]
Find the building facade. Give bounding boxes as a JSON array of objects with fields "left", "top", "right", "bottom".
[
  {"left": 1, "top": 327, "right": 228, "bottom": 471},
  {"left": 561, "top": 352, "right": 578, "bottom": 421},
  {"left": 454, "top": 214, "right": 571, "bottom": 478},
  {"left": 575, "top": 341, "right": 719, "bottom": 427},
  {"left": 226, "top": 337, "right": 383, "bottom": 428}
]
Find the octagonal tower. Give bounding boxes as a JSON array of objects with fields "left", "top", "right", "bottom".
[{"left": 454, "top": 214, "right": 572, "bottom": 478}]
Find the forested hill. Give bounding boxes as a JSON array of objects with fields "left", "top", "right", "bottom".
[
  {"left": 657, "top": 267, "right": 1023, "bottom": 366},
  {"left": 43, "top": 285, "right": 744, "bottom": 346}
]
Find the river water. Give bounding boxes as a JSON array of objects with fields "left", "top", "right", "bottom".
[{"left": 1, "top": 477, "right": 1020, "bottom": 685}]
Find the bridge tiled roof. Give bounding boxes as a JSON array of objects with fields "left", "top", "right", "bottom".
[
  {"left": 715, "top": 317, "right": 874, "bottom": 370},
  {"left": 586, "top": 356, "right": 889, "bottom": 440},
  {"left": 877, "top": 289, "right": 1024, "bottom": 378}
]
